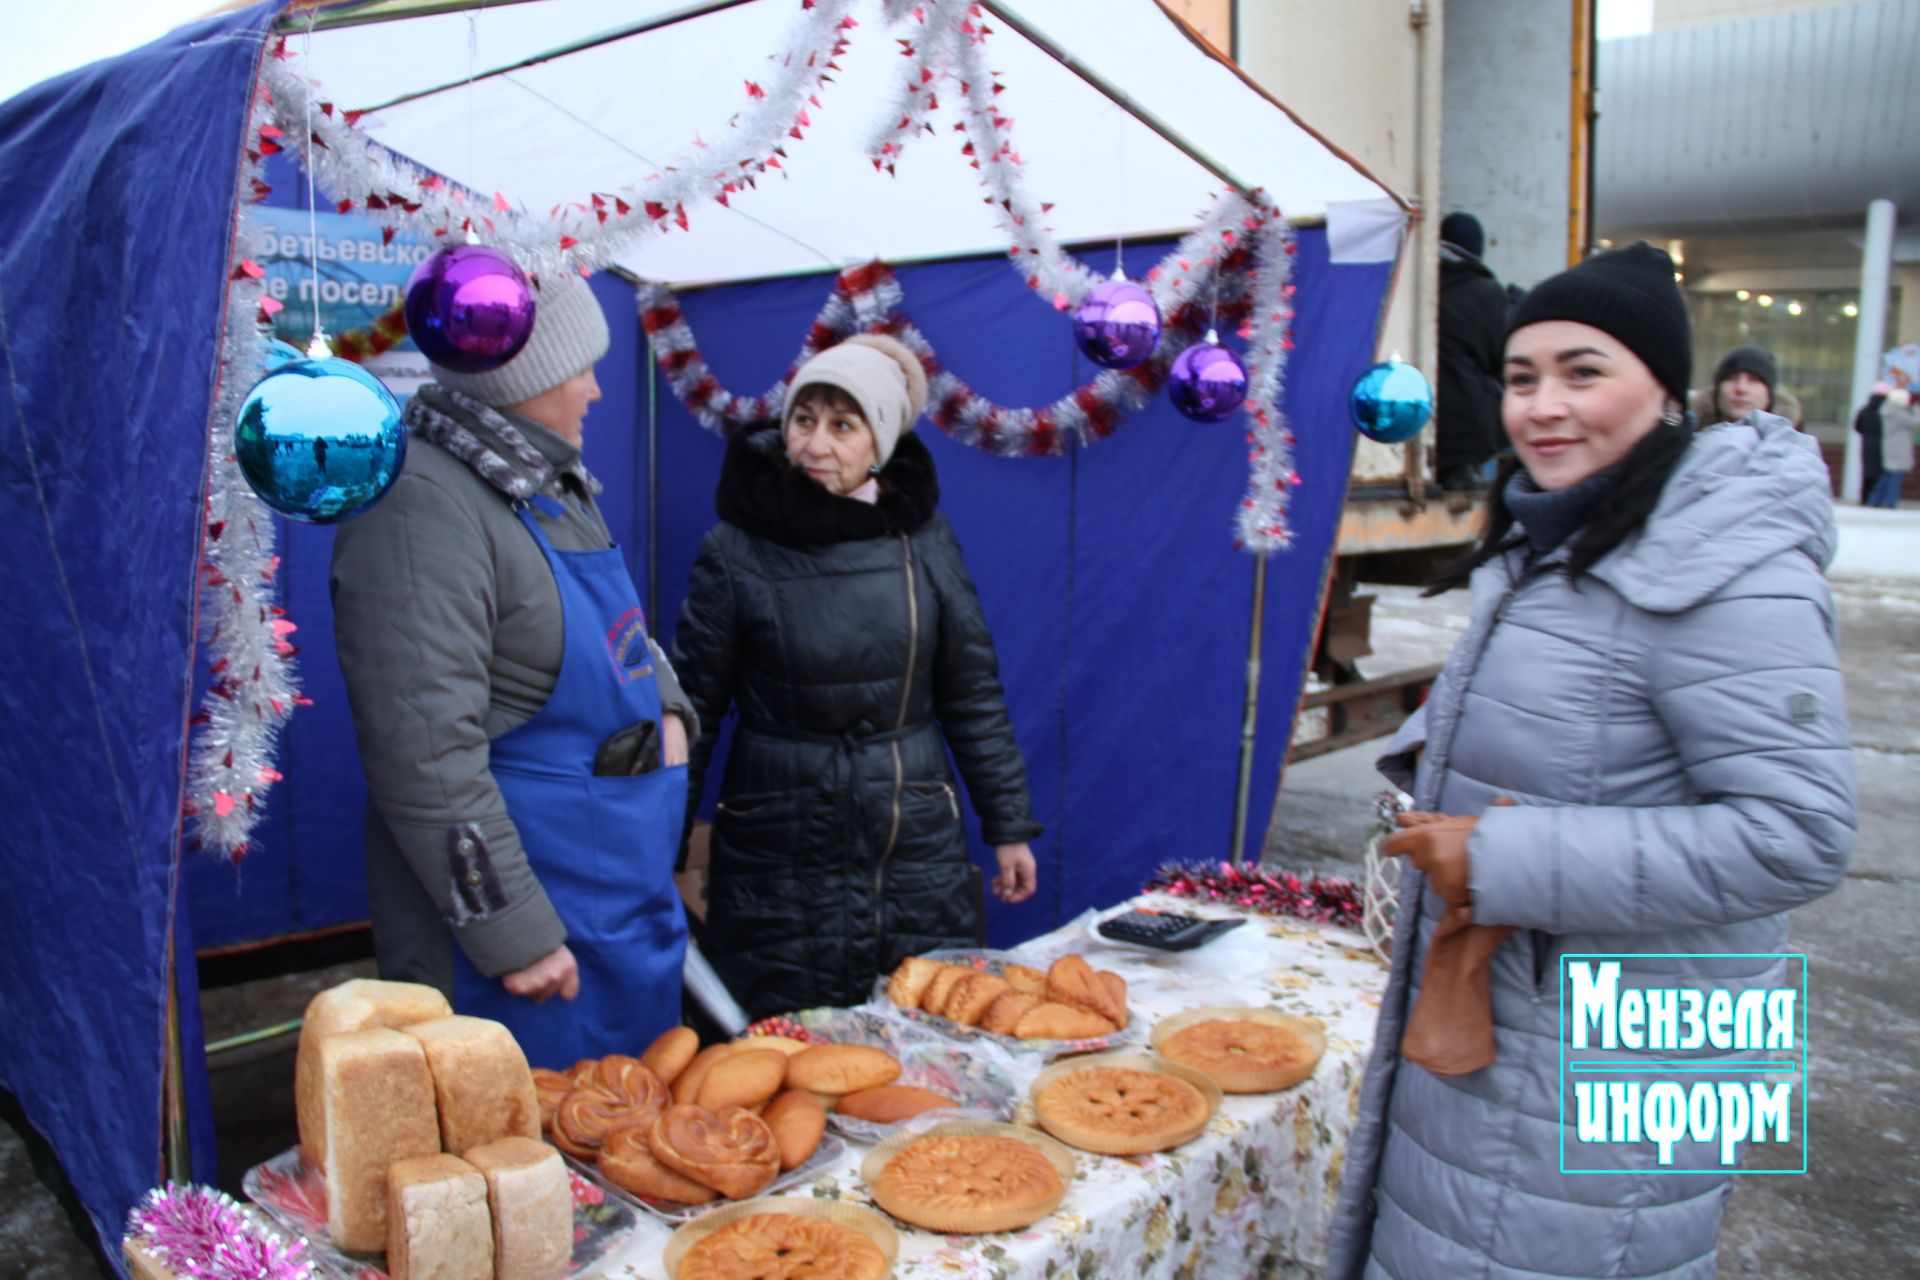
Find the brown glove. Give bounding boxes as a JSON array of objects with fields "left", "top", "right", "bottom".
[{"left": 1381, "top": 806, "right": 1515, "bottom": 1077}]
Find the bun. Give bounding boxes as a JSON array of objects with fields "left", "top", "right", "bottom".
[
  {"left": 384, "top": 1153, "right": 490, "bottom": 1280},
  {"left": 317, "top": 1028, "right": 442, "bottom": 1253},
  {"left": 597, "top": 1125, "right": 716, "bottom": 1205},
  {"left": 1012, "top": 1002, "right": 1115, "bottom": 1041},
  {"left": 696, "top": 1048, "right": 788, "bottom": 1111},
  {"left": 981, "top": 992, "right": 1040, "bottom": 1036},
  {"left": 552, "top": 1082, "right": 665, "bottom": 1163},
  {"left": 1045, "top": 955, "right": 1126, "bottom": 1027},
  {"left": 649, "top": 1104, "right": 781, "bottom": 1200},
  {"left": 886, "top": 956, "right": 942, "bottom": 1009},
  {"left": 678, "top": 1213, "right": 888, "bottom": 1280},
  {"left": 1001, "top": 964, "right": 1046, "bottom": 996},
  {"left": 760, "top": 1089, "right": 827, "bottom": 1171},
  {"left": 673, "top": 1042, "right": 740, "bottom": 1105},
  {"left": 465, "top": 1137, "right": 571, "bottom": 1280},
  {"left": 833, "top": 1085, "right": 957, "bottom": 1124},
  {"left": 404, "top": 1016, "right": 540, "bottom": 1157},
  {"left": 295, "top": 979, "right": 449, "bottom": 1168},
  {"left": 919, "top": 965, "right": 971, "bottom": 1016},
  {"left": 530, "top": 1068, "right": 575, "bottom": 1133},
  {"left": 733, "top": 1034, "right": 812, "bottom": 1058},
  {"left": 869, "top": 1134, "right": 1062, "bottom": 1233},
  {"left": 784, "top": 1044, "right": 901, "bottom": 1097},
  {"left": 945, "top": 973, "right": 1012, "bottom": 1027},
  {"left": 594, "top": 1055, "right": 671, "bottom": 1110},
  {"left": 639, "top": 1026, "right": 699, "bottom": 1084},
  {"left": 1033, "top": 1066, "right": 1208, "bottom": 1155}
]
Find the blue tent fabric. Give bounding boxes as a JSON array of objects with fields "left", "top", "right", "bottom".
[
  {"left": 0, "top": 1, "right": 278, "bottom": 1265},
  {"left": 652, "top": 234, "right": 1391, "bottom": 944}
]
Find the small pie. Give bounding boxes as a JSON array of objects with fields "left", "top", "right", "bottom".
[
  {"left": 869, "top": 1133, "right": 1063, "bottom": 1233},
  {"left": 1033, "top": 1066, "right": 1209, "bottom": 1155},
  {"left": 678, "top": 1212, "right": 888, "bottom": 1280}
]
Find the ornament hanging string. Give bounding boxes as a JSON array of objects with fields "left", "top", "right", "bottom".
[{"left": 301, "top": 12, "right": 322, "bottom": 348}]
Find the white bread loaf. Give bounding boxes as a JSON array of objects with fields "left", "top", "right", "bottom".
[
  {"left": 404, "top": 1016, "right": 541, "bottom": 1156},
  {"left": 386, "top": 1153, "right": 493, "bottom": 1280},
  {"left": 318, "top": 1027, "right": 443, "bottom": 1253},
  {"left": 296, "top": 979, "right": 450, "bottom": 1167},
  {"left": 465, "top": 1137, "right": 571, "bottom": 1280}
]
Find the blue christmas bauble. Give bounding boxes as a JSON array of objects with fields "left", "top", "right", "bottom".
[
  {"left": 404, "top": 243, "right": 536, "bottom": 373},
  {"left": 1072, "top": 278, "right": 1162, "bottom": 369},
  {"left": 233, "top": 358, "right": 405, "bottom": 523},
  {"left": 1168, "top": 337, "right": 1249, "bottom": 422},
  {"left": 1350, "top": 359, "right": 1433, "bottom": 443},
  {"left": 264, "top": 339, "right": 305, "bottom": 372}
]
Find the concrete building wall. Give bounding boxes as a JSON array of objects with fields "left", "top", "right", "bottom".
[
  {"left": 1441, "top": 0, "right": 1578, "bottom": 291},
  {"left": 1236, "top": 0, "right": 1442, "bottom": 483}
]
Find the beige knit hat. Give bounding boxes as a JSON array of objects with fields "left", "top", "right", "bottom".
[
  {"left": 783, "top": 333, "right": 929, "bottom": 466},
  {"left": 430, "top": 271, "right": 610, "bottom": 407}
]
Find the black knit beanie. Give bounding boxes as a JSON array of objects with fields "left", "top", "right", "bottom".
[
  {"left": 1440, "top": 211, "right": 1485, "bottom": 259},
  {"left": 1712, "top": 345, "right": 1777, "bottom": 406},
  {"left": 1506, "top": 241, "right": 1691, "bottom": 403}
]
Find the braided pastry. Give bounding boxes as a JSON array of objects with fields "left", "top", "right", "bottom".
[
  {"left": 597, "top": 1124, "right": 716, "bottom": 1205},
  {"left": 552, "top": 1082, "right": 666, "bottom": 1163},
  {"left": 649, "top": 1104, "right": 780, "bottom": 1200}
]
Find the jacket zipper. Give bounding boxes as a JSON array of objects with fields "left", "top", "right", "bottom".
[{"left": 873, "top": 536, "right": 919, "bottom": 944}]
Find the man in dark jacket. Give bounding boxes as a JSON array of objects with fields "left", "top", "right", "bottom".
[
  {"left": 1435, "top": 212, "right": 1508, "bottom": 491},
  {"left": 330, "top": 273, "right": 697, "bottom": 1066}
]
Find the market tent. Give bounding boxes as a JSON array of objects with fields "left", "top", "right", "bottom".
[{"left": 0, "top": 0, "right": 1404, "bottom": 1269}]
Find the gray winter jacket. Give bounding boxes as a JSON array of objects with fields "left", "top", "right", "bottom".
[
  {"left": 1879, "top": 397, "right": 1918, "bottom": 473},
  {"left": 330, "top": 384, "right": 693, "bottom": 993},
  {"left": 1327, "top": 414, "right": 1855, "bottom": 1279}
]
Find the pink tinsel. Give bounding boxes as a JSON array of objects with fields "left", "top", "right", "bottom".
[
  {"left": 128, "top": 1184, "right": 311, "bottom": 1280},
  {"left": 1144, "top": 860, "right": 1364, "bottom": 931}
]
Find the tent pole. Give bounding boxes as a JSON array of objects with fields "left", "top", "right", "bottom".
[
  {"left": 162, "top": 954, "right": 190, "bottom": 1184},
  {"left": 979, "top": 1, "right": 1254, "bottom": 198},
  {"left": 1228, "top": 553, "right": 1268, "bottom": 867}
]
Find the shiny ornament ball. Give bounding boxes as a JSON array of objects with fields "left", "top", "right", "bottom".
[
  {"left": 1167, "top": 338, "right": 1249, "bottom": 422},
  {"left": 1072, "top": 278, "right": 1162, "bottom": 369},
  {"left": 233, "top": 358, "right": 406, "bottom": 523},
  {"left": 263, "top": 339, "right": 305, "bottom": 372},
  {"left": 1350, "top": 359, "right": 1434, "bottom": 443},
  {"left": 403, "top": 243, "right": 535, "bottom": 372}
]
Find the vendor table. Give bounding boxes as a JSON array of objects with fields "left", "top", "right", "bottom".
[{"left": 594, "top": 894, "right": 1387, "bottom": 1279}]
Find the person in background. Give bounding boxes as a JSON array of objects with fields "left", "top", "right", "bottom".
[
  {"left": 1853, "top": 381, "right": 1888, "bottom": 502},
  {"left": 1328, "top": 242, "right": 1855, "bottom": 1280},
  {"left": 1435, "top": 211, "right": 1508, "bottom": 491},
  {"left": 330, "top": 272, "right": 696, "bottom": 1067},
  {"left": 670, "top": 334, "right": 1042, "bottom": 1021},
  {"left": 1691, "top": 343, "right": 1804, "bottom": 428},
  {"left": 1867, "top": 386, "right": 1917, "bottom": 507}
]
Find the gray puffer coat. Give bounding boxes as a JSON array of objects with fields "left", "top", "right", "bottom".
[{"left": 1328, "top": 414, "right": 1856, "bottom": 1279}]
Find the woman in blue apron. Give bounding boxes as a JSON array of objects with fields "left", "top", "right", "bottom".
[{"left": 332, "top": 272, "right": 690, "bottom": 1069}]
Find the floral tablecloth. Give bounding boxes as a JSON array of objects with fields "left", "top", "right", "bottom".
[{"left": 593, "top": 894, "right": 1388, "bottom": 1279}]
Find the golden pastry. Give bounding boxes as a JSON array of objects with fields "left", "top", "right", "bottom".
[
  {"left": 886, "top": 956, "right": 944, "bottom": 1010},
  {"left": 760, "top": 1089, "right": 827, "bottom": 1171},
  {"left": 980, "top": 992, "right": 1041, "bottom": 1037},
  {"left": 696, "top": 1048, "right": 789, "bottom": 1112},
  {"left": 832, "top": 1085, "right": 957, "bottom": 1124},
  {"left": 597, "top": 1124, "right": 716, "bottom": 1205},
  {"left": 919, "top": 965, "right": 972, "bottom": 1017},
  {"left": 649, "top": 1104, "right": 780, "bottom": 1200},
  {"left": 1010, "top": 1001, "right": 1115, "bottom": 1041},
  {"left": 1001, "top": 963, "right": 1047, "bottom": 996},
  {"left": 943, "top": 972, "right": 1011, "bottom": 1027},
  {"left": 784, "top": 1044, "right": 901, "bottom": 1097},
  {"left": 1159, "top": 1018, "right": 1322, "bottom": 1093},
  {"left": 551, "top": 1083, "right": 665, "bottom": 1163},
  {"left": 640, "top": 1026, "right": 700, "bottom": 1085},
  {"left": 1044, "top": 955, "right": 1126, "bottom": 1026},
  {"left": 870, "top": 1134, "right": 1062, "bottom": 1233},
  {"left": 678, "top": 1213, "right": 888, "bottom": 1280},
  {"left": 1033, "top": 1066, "right": 1208, "bottom": 1155}
]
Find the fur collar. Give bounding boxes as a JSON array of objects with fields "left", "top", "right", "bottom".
[
  {"left": 716, "top": 422, "right": 940, "bottom": 545},
  {"left": 403, "top": 382, "right": 601, "bottom": 503}
]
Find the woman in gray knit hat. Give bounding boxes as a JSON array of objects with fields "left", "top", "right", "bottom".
[
  {"left": 669, "top": 333, "right": 1042, "bottom": 1021},
  {"left": 331, "top": 271, "right": 697, "bottom": 1067}
]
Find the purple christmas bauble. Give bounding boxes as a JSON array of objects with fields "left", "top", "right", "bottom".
[
  {"left": 1072, "top": 278, "right": 1162, "bottom": 369},
  {"left": 1168, "top": 337, "right": 1249, "bottom": 422},
  {"left": 403, "top": 243, "right": 536, "bottom": 373}
]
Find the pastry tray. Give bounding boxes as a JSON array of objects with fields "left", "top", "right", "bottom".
[
  {"left": 661, "top": 1196, "right": 899, "bottom": 1279},
  {"left": 243, "top": 1145, "right": 638, "bottom": 1279},
  {"left": 869, "top": 947, "right": 1138, "bottom": 1058},
  {"left": 1025, "top": 1050, "right": 1223, "bottom": 1155},
  {"left": 792, "top": 1006, "right": 1021, "bottom": 1142},
  {"left": 858, "top": 1117, "right": 1076, "bottom": 1235},
  {"left": 1149, "top": 1005, "right": 1328, "bottom": 1093},
  {"left": 569, "top": 1131, "right": 846, "bottom": 1224}
]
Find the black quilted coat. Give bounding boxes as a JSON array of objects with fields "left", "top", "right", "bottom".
[{"left": 671, "top": 424, "right": 1042, "bottom": 1019}]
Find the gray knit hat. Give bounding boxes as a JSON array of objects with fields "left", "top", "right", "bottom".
[
  {"left": 430, "top": 271, "right": 610, "bottom": 406},
  {"left": 783, "top": 334, "right": 929, "bottom": 466}
]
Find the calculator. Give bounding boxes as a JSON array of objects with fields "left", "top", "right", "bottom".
[{"left": 1095, "top": 909, "right": 1245, "bottom": 952}]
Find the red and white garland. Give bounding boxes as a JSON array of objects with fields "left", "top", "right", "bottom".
[{"left": 188, "top": 59, "right": 305, "bottom": 862}]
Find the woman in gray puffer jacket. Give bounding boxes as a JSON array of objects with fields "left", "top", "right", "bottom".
[{"left": 1328, "top": 243, "right": 1856, "bottom": 1279}]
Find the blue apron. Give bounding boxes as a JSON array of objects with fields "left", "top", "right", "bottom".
[{"left": 452, "top": 499, "right": 688, "bottom": 1069}]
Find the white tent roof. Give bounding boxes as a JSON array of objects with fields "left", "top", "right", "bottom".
[{"left": 300, "top": 0, "right": 1400, "bottom": 286}]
